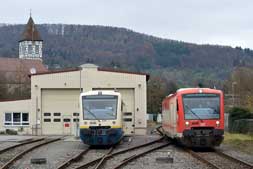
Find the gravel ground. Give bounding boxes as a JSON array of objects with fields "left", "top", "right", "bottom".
[
  {"left": 0, "top": 136, "right": 43, "bottom": 151},
  {"left": 11, "top": 139, "right": 88, "bottom": 169},
  {"left": 0, "top": 139, "right": 54, "bottom": 168},
  {"left": 0, "top": 142, "right": 19, "bottom": 151},
  {"left": 218, "top": 144, "right": 253, "bottom": 165},
  {"left": 121, "top": 145, "right": 212, "bottom": 169},
  {"left": 3, "top": 134, "right": 252, "bottom": 169},
  {"left": 102, "top": 141, "right": 167, "bottom": 169},
  {"left": 67, "top": 135, "right": 162, "bottom": 169}
]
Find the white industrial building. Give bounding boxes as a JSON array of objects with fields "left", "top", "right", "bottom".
[
  {"left": 0, "top": 16, "right": 149, "bottom": 136},
  {"left": 0, "top": 64, "right": 149, "bottom": 135}
]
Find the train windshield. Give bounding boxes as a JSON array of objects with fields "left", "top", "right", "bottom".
[
  {"left": 183, "top": 93, "right": 220, "bottom": 120},
  {"left": 82, "top": 95, "right": 118, "bottom": 120}
]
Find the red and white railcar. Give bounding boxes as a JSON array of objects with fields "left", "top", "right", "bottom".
[{"left": 162, "top": 88, "right": 224, "bottom": 147}]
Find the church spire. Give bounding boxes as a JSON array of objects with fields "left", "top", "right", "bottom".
[
  {"left": 19, "top": 16, "right": 42, "bottom": 42},
  {"left": 19, "top": 15, "right": 43, "bottom": 60}
]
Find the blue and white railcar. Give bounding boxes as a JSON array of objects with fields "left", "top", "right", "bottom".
[{"left": 79, "top": 90, "right": 123, "bottom": 146}]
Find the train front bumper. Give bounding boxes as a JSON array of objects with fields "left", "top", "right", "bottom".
[
  {"left": 80, "top": 128, "right": 123, "bottom": 146},
  {"left": 182, "top": 128, "right": 224, "bottom": 147}
]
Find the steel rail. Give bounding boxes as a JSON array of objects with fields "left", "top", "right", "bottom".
[
  {"left": 214, "top": 150, "right": 253, "bottom": 168},
  {"left": 0, "top": 138, "right": 61, "bottom": 169},
  {"left": 56, "top": 147, "right": 90, "bottom": 169},
  {"left": 184, "top": 149, "right": 220, "bottom": 169},
  {"left": 94, "top": 147, "right": 114, "bottom": 169},
  {"left": 156, "top": 125, "right": 165, "bottom": 136},
  {"left": 0, "top": 138, "right": 45, "bottom": 154},
  {"left": 112, "top": 142, "right": 171, "bottom": 169},
  {"left": 74, "top": 136, "right": 165, "bottom": 169}
]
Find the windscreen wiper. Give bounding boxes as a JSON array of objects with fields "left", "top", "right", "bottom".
[
  {"left": 83, "top": 106, "right": 98, "bottom": 120},
  {"left": 184, "top": 104, "right": 203, "bottom": 122}
]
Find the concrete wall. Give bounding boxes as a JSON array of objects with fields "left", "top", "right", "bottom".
[{"left": 0, "top": 99, "right": 32, "bottom": 134}]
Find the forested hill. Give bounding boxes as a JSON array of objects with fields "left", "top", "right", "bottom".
[{"left": 1, "top": 23, "right": 253, "bottom": 86}]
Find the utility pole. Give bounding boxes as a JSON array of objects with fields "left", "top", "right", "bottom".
[{"left": 232, "top": 82, "right": 237, "bottom": 107}]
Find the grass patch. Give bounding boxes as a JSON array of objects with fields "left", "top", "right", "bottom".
[{"left": 223, "top": 132, "right": 253, "bottom": 155}]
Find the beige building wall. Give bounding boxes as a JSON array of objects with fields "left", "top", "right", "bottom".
[
  {"left": 31, "top": 64, "right": 147, "bottom": 135},
  {"left": 0, "top": 99, "right": 32, "bottom": 134}
]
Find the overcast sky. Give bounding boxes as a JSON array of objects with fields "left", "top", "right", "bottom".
[{"left": 1, "top": 0, "right": 252, "bottom": 49}]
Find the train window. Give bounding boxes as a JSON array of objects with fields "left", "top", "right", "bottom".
[
  {"left": 44, "top": 119, "right": 51, "bottom": 122},
  {"left": 54, "top": 113, "right": 61, "bottom": 116},
  {"left": 123, "top": 118, "right": 132, "bottom": 122},
  {"left": 124, "top": 112, "right": 132, "bottom": 116},
  {"left": 63, "top": 119, "right": 71, "bottom": 122},
  {"left": 44, "top": 113, "right": 51, "bottom": 116},
  {"left": 73, "top": 118, "right": 79, "bottom": 122},
  {"left": 53, "top": 119, "right": 61, "bottom": 122},
  {"left": 73, "top": 112, "right": 79, "bottom": 116}
]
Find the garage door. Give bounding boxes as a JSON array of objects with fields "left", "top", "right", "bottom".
[
  {"left": 41, "top": 89, "right": 80, "bottom": 135},
  {"left": 93, "top": 88, "right": 135, "bottom": 135}
]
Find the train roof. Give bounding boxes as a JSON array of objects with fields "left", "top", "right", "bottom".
[
  {"left": 80, "top": 90, "right": 121, "bottom": 97},
  {"left": 165, "top": 88, "right": 223, "bottom": 99}
]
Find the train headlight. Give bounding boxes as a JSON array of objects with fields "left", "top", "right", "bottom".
[
  {"left": 185, "top": 121, "right": 189, "bottom": 126},
  {"left": 216, "top": 121, "right": 220, "bottom": 126},
  {"left": 112, "top": 121, "right": 116, "bottom": 124},
  {"left": 84, "top": 121, "right": 87, "bottom": 125}
]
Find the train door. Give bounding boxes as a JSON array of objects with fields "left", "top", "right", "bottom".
[
  {"left": 170, "top": 99, "right": 177, "bottom": 136},
  {"left": 63, "top": 115, "right": 72, "bottom": 135}
]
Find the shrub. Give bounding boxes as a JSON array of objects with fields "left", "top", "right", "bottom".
[
  {"left": 5, "top": 129, "right": 18, "bottom": 135},
  {"left": 228, "top": 107, "right": 253, "bottom": 133}
]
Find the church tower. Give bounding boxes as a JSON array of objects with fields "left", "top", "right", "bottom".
[{"left": 19, "top": 16, "right": 43, "bottom": 60}]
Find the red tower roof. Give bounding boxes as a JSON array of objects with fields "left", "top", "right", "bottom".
[{"left": 19, "top": 17, "right": 42, "bottom": 42}]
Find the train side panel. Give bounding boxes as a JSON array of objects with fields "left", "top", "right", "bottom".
[{"left": 162, "top": 95, "right": 177, "bottom": 138}]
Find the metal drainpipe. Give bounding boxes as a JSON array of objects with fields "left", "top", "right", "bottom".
[
  {"left": 35, "top": 96, "right": 38, "bottom": 136},
  {"left": 76, "top": 68, "right": 82, "bottom": 137}
]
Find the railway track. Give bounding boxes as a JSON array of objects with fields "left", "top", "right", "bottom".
[
  {"left": 185, "top": 148, "right": 253, "bottom": 169},
  {"left": 57, "top": 136, "right": 171, "bottom": 169},
  {"left": 0, "top": 137, "right": 61, "bottom": 169}
]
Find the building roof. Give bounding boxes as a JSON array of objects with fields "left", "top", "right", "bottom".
[
  {"left": 97, "top": 67, "right": 150, "bottom": 81},
  {"left": 0, "top": 57, "right": 47, "bottom": 73},
  {"left": 0, "top": 98, "right": 30, "bottom": 102},
  {"left": 29, "top": 67, "right": 80, "bottom": 77},
  {"left": 30, "top": 66, "right": 150, "bottom": 81},
  {"left": 19, "top": 17, "right": 42, "bottom": 42}
]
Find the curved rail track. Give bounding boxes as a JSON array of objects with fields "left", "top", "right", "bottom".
[
  {"left": 185, "top": 148, "right": 253, "bottom": 169},
  {"left": 56, "top": 135, "right": 171, "bottom": 169},
  {"left": 0, "top": 137, "right": 61, "bottom": 169}
]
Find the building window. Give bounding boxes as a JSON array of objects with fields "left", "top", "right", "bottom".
[
  {"left": 73, "top": 112, "right": 79, "bottom": 116},
  {"left": 63, "top": 119, "right": 71, "bottom": 122},
  {"left": 54, "top": 119, "right": 61, "bottom": 122},
  {"left": 22, "top": 113, "right": 29, "bottom": 125},
  {"left": 4, "top": 113, "right": 12, "bottom": 125},
  {"left": 73, "top": 118, "right": 79, "bottom": 122},
  {"left": 28, "top": 45, "right": 33, "bottom": 55},
  {"left": 44, "top": 119, "right": 51, "bottom": 122},
  {"left": 4, "top": 112, "right": 29, "bottom": 126},
  {"left": 22, "top": 46, "right": 26, "bottom": 54},
  {"left": 54, "top": 113, "right": 61, "bottom": 116},
  {"left": 35, "top": 45, "right": 39, "bottom": 54},
  {"left": 13, "top": 112, "right": 21, "bottom": 125},
  {"left": 44, "top": 113, "right": 51, "bottom": 116}
]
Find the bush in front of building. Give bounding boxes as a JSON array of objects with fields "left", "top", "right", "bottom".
[
  {"left": 5, "top": 129, "right": 18, "bottom": 135},
  {"left": 228, "top": 107, "right": 253, "bottom": 133}
]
